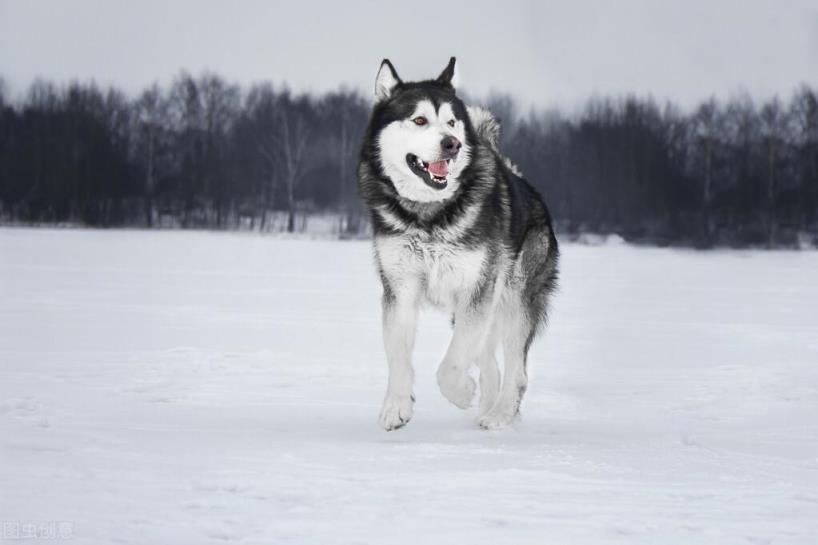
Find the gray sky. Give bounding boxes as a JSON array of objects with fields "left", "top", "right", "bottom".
[{"left": 1, "top": 0, "right": 817, "bottom": 110}]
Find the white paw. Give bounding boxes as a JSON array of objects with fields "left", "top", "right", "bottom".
[
  {"left": 379, "top": 395, "right": 413, "bottom": 431},
  {"left": 438, "top": 373, "right": 476, "bottom": 410},
  {"left": 477, "top": 409, "right": 517, "bottom": 430}
]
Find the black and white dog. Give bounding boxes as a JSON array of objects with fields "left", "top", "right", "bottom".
[{"left": 358, "top": 58, "right": 558, "bottom": 430}]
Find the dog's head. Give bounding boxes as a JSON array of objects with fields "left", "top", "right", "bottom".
[{"left": 367, "top": 58, "right": 474, "bottom": 203}]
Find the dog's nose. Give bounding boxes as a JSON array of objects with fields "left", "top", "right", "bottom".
[{"left": 441, "top": 135, "right": 461, "bottom": 156}]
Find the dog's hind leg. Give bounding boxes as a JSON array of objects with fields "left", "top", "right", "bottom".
[
  {"left": 477, "top": 319, "right": 502, "bottom": 416},
  {"left": 478, "top": 229, "right": 557, "bottom": 429},
  {"left": 478, "top": 302, "right": 535, "bottom": 430}
]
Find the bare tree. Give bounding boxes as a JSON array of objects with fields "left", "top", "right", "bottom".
[
  {"left": 320, "top": 90, "right": 368, "bottom": 234},
  {"left": 198, "top": 73, "right": 240, "bottom": 226},
  {"left": 245, "top": 89, "right": 313, "bottom": 232},
  {"left": 134, "top": 84, "right": 169, "bottom": 226},
  {"left": 246, "top": 83, "right": 281, "bottom": 229},
  {"left": 168, "top": 73, "right": 204, "bottom": 226},
  {"left": 723, "top": 93, "right": 760, "bottom": 190},
  {"left": 759, "top": 98, "right": 790, "bottom": 245},
  {"left": 690, "top": 98, "right": 722, "bottom": 243},
  {"left": 276, "top": 93, "right": 313, "bottom": 232}
]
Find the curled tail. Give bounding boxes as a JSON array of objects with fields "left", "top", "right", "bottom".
[{"left": 467, "top": 106, "right": 522, "bottom": 177}]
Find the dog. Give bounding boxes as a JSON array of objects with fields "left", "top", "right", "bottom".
[{"left": 358, "top": 57, "right": 559, "bottom": 430}]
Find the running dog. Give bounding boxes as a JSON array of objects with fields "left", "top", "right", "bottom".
[{"left": 358, "top": 58, "right": 559, "bottom": 430}]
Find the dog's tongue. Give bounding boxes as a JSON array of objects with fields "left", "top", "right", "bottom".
[{"left": 428, "top": 160, "right": 449, "bottom": 177}]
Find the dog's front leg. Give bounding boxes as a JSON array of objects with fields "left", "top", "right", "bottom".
[
  {"left": 437, "top": 305, "right": 494, "bottom": 409},
  {"left": 379, "top": 281, "right": 420, "bottom": 431}
]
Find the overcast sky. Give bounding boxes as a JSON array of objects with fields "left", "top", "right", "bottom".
[{"left": 1, "top": 0, "right": 817, "bottom": 110}]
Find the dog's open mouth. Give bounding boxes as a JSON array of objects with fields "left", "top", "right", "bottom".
[{"left": 406, "top": 154, "right": 451, "bottom": 190}]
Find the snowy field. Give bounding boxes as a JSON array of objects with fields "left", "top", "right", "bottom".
[{"left": 1, "top": 228, "right": 817, "bottom": 545}]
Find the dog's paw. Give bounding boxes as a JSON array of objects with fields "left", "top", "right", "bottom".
[
  {"left": 438, "top": 373, "right": 476, "bottom": 410},
  {"left": 477, "top": 409, "right": 517, "bottom": 430},
  {"left": 378, "top": 395, "right": 413, "bottom": 431}
]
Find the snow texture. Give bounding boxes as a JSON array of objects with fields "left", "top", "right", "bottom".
[{"left": 1, "top": 228, "right": 817, "bottom": 544}]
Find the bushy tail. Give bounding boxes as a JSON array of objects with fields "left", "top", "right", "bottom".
[
  {"left": 467, "top": 106, "right": 502, "bottom": 151},
  {"left": 467, "top": 106, "right": 522, "bottom": 177}
]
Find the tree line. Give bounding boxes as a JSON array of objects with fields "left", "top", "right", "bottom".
[
  {"left": 0, "top": 73, "right": 817, "bottom": 247},
  {"left": 0, "top": 73, "right": 369, "bottom": 234},
  {"left": 496, "top": 90, "right": 818, "bottom": 247}
]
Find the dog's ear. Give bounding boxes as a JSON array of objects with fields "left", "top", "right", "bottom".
[
  {"left": 436, "top": 57, "right": 458, "bottom": 88},
  {"left": 374, "top": 59, "right": 401, "bottom": 102}
]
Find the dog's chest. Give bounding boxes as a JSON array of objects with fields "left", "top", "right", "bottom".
[{"left": 375, "top": 236, "right": 486, "bottom": 309}]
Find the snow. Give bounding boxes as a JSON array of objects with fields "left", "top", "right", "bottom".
[{"left": 1, "top": 227, "right": 817, "bottom": 544}]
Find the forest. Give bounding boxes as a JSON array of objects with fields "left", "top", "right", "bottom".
[{"left": 1, "top": 73, "right": 817, "bottom": 247}]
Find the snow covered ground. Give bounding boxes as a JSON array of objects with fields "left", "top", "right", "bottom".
[{"left": 1, "top": 228, "right": 817, "bottom": 544}]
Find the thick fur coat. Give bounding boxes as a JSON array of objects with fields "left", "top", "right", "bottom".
[{"left": 358, "top": 58, "right": 558, "bottom": 430}]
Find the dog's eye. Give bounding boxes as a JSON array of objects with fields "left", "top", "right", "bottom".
[
  {"left": 447, "top": 119, "right": 456, "bottom": 127},
  {"left": 412, "top": 117, "right": 428, "bottom": 126}
]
